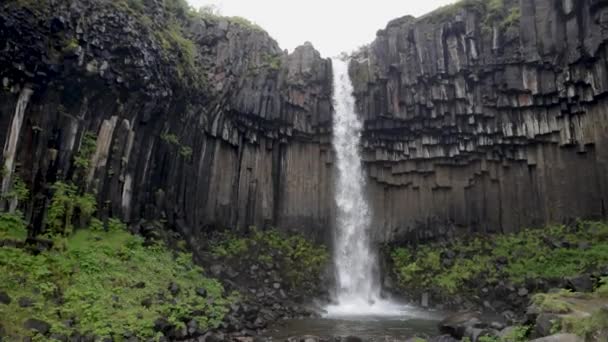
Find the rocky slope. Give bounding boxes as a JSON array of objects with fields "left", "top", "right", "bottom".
[
  {"left": 0, "top": 0, "right": 334, "bottom": 245},
  {"left": 350, "top": 0, "right": 608, "bottom": 243}
]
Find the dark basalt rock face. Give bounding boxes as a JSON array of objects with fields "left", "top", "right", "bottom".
[
  {"left": 350, "top": 0, "right": 608, "bottom": 243},
  {"left": 0, "top": 0, "right": 334, "bottom": 243}
]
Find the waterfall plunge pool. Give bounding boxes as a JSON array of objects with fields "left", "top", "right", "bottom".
[{"left": 265, "top": 307, "right": 446, "bottom": 341}]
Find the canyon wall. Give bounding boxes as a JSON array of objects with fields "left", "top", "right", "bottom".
[
  {"left": 3, "top": 0, "right": 608, "bottom": 247},
  {"left": 350, "top": 0, "right": 608, "bottom": 243},
  {"left": 0, "top": 0, "right": 334, "bottom": 243}
]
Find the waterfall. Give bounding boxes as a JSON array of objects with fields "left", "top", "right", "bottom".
[
  {"left": 1, "top": 88, "right": 33, "bottom": 199},
  {"left": 326, "top": 58, "right": 402, "bottom": 316}
]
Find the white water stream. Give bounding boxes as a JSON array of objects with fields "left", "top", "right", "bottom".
[{"left": 325, "top": 58, "right": 404, "bottom": 317}]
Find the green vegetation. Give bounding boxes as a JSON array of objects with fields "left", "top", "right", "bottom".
[
  {"left": 0, "top": 213, "right": 234, "bottom": 340},
  {"left": 73, "top": 131, "right": 97, "bottom": 174},
  {"left": 2, "top": 174, "right": 30, "bottom": 203},
  {"left": 390, "top": 221, "right": 608, "bottom": 297},
  {"left": 532, "top": 290, "right": 574, "bottom": 314},
  {"left": 533, "top": 283, "right": 608, "bottom": 339},
  {"left": 431, "top": 0, "right": 520, "bottom": 33},
  {"left": 160, "top": 132, "right": 193, "bottom": 160},
  {"left": 560, "top": 309, "right": 608, "bottom": 341},
  {"left": 210, "top": 228, "right": 329, "bottom": 292},
  {"left": 46, "top": 181, "right": 96, "bottom": 236},
  {"left": 0, "top": 211, "right": 28, "bottom": 240}
]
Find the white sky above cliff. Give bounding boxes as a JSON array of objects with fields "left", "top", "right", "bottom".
[{"left": 187, "top": 0, "right": 457, "bottom": 57}]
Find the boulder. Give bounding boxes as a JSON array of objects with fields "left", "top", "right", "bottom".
[
  {"left": 23, "top": 318, "right": 51, "bottom": 335},
  {"left": 439, "top": 312, "right": 483, "bottom": 339},
  {"left": 0, "top": 291, "right": 11, "bottom": 305},
  {"left": 18, "top": 297, "right": 35, "bottom": 307},
  {"left": 529, "top": 334, "right": 584, "bottom": 342},
  {"left": 534, "top": 313, "right": 560, "bottom": 338},
  {"left": 565, "top": 275, "right": 594, "bottom": 293}
]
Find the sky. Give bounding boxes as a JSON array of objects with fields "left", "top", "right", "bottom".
[{"left": 187, "top": 0, "right": 457, "bottom": 58}]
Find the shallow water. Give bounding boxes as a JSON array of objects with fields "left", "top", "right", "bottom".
[{"left": 266, "top": 306, "right": 446, "bottom": 341}]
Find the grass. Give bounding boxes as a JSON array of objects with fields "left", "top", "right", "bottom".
[
  {"left": 0, "top": 211, "right": 28, "bottom": 241},
  {"left": 535, "top": 281, "right": 608, "bottom": 339},
  {"left": 532, "top": 291, "right": 573, "bottom": 314},
  {"left": 0, "top": 214, "right": 234, "bottom": 340},
  {"left": 210, "top": 228, "right": 329, "bottom": 293},
  {"left": 390, "top": 221, "right": 608, "bottom": 297}
]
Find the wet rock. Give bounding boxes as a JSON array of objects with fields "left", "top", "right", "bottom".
[
  {"left": 286, "top": 336, "right": 320, "bottom": 342},
  {"left": 534, "top": 313, "right": 560, "bottom": 338},
  {"left": 428, "top": 336, "right": 459, "bottom": 342},
  {"left": 421, "top": 293, "right": 429, "bottom": 308},
  {"left": 565, "top": 275, "right": 593, "bottom": 293},
  {"left": 343, "top": 337, "right": 363, "bottom": 342},
  {"left": 529, "top": 334, "right": 584, "bottom": 342},
  {"left": 439, "top": 312, "right": 483, "bottom": 339},
  {"left": 23, "top": 318, "right": 51, "bottom": 335}
]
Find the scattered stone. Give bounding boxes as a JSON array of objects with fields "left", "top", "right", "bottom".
[
  {"left": 141, "top": 297, "right": 152, "bottom": 308},
  {"left": 18, "top": 297, "right": 35, "bottom": 308},
  {"left": 168, "top": 282, "right": 180, "bottom": 296},
  {"left": 0, "top": 291, "right": 11, "bottom": 305},
  {"left": 23, "top": 318, "right": 51, "bottom": 335},
  {"left": 518, "top": 288, "right": 529, "bottom": 297}
]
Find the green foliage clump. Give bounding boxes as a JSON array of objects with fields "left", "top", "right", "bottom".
[
  {"left": 261, "top": 53, "right": 282, "bottom": 71},
  {"left": 0, "top": 222, "right": 234, "bottom": 340},
  {"left": 3, "top": 174, "right": 30, "bottom": 203},
  {"left": 73, "top": 132, "right": 97, "bottom": 174},
  {"left": 532, "top": 292, "right": 572, "bottom": 314},
  {"left": 390, "top": 221, "right": 608, "bottom": 297},
  {"left": 560, "top": 308, "right": 608, "bottom": 341},
  {"left": 472, "top": 325, "right": 529, "bottom": 342},
  {"left": 227, "top": 16, "right": 264, "bottom": 32},
  {"left": 46, "top": 181, "right": 96, "bottom": 236},
  {"left": 160, "top": 132, "right": 193, "bottom": 160},
  {"left": 430, "top": 0, "right": 520, "bottom": 33},
  {"left": 211, "top": 228, "right": 329, "bottom": 291},
  {"left": 0, "top": 211, "right": 27, "bottom": 240}
]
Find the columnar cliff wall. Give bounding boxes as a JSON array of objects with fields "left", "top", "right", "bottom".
[
  {"left": 0, "top": 0, "right": 334, "bottom": 242},
  {"left": 350, "top": 0, "right": 608, "bottom": 243}
]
